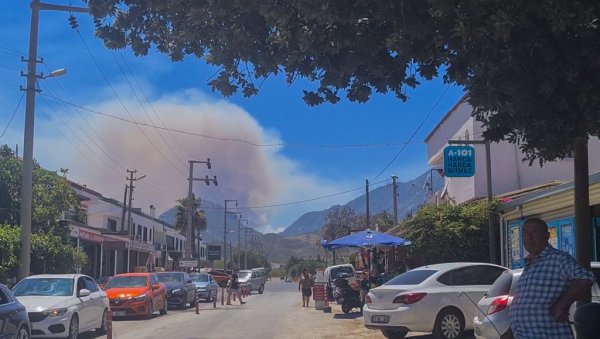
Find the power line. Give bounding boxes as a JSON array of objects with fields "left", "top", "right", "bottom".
[
  {"left": 371, "top": 85, "right": 451, "bottom": 181},
  {"left": 0, "top": 93, "right": 24, "bottom": 139},
  {"left": 0, "top": 47, "right": 24, "bottom": 57},
  {"left": 73, "top": 29, "right": 187, "bottom": 177},
  {"left": 39, "top": 92, "right": 424, "bottom": 149}
]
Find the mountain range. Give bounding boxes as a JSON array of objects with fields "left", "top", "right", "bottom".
[{"left": 159, "top": 170, "right": 443, "bottom": 262}]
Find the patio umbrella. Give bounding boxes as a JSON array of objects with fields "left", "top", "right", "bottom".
[
  {"left": 321, "top": 228, "right": 411, "bottom": 250},
  {"left": 321, "top": 229, "right": 410, "bottom": 288}
]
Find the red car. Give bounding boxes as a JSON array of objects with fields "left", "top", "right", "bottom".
[{"left": 103, "top": 273, "right": 167, "bottom": 319}]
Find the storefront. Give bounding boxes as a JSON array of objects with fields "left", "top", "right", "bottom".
[{"left": 499, "top": 172, "right": 600, "bottom": 268}]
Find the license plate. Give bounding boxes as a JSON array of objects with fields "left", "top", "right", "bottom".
[
  {"left": 371, "top": 315, "right": 390, "bottom": 324},
  {"left": 112, "top": 311, "right": 126, "bottom": 316}
]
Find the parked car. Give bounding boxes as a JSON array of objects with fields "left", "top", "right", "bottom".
[
  {"left": 189, "top": 273, "right": 219, "bottom": 302},
  {"left": 363, "top": 262, "right": 507, "bottom": 339},
  {"left": 155, "top": 272, "right": 196, "bottom": 309},
  {"left": 103, "top": 273, "right": 167, "bottom": 319},
  {"left": 0, "top": 283, "right": 30, "bottom": 339},
  {"left": 238, "top": 269, "right": 266, "bottom": 294},
  {"left": 284, "top": 276, "right": 293, "bottom": 283},
  {"left": 12, "top": 274, "right": 109, "bottom": 339},
  {"left": 474, "top": 262, "right": 600, "bottom": 339}
]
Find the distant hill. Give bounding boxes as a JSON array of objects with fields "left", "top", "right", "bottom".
[
  {"left": 280, "top": 170, "right": 443, "bottom": 237},
  {"left": 159, "top": 170, "right": 443, "bottom": 263}
]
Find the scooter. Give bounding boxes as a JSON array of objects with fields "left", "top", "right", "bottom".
[{"left": 333, "top": 278, "right": 363, "bottom": 314}]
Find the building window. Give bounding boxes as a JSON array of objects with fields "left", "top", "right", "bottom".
[
  {"left": 107, "top": 218, "right": 117, "bottom": 232},
  {"left": 143, "top": 227, "right": 148, "bottom": 242},
  {"left": 137, "top": 225, "right": 142, "bottom": 239},
  {"left": 149, "top": 229, "right": 153, "bottom": 243}
]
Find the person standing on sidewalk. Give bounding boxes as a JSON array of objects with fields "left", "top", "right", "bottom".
[
  {"left": 227, "top": 269, "right": 246, "bottom": 305},
  {"left": 510, "top": 218, "right": 594, "bottom": 338},
  {"left": 298, "top": 268, "right": 313, "bottom": 307}
]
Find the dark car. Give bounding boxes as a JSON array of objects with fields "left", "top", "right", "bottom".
[
  {"left": 155, "top": 272, "right": 196, "bottom": 309},
  {"left": 0, "top": 283, "right": 30, "bottom": 339}
]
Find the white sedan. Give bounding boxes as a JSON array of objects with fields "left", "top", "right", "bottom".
[
  {"left": 363, "top": 262, "right": 506, "bottom": 339},
  {"left": 12, "top": 274, "right": 109, "bottom": 339}
]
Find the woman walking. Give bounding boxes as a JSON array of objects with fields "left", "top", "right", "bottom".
[{"left": 298, "top": 268, "right": 314, "bottom": 307}]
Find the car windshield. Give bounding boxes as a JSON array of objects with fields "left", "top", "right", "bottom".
[
  {"left": 238, "top": 272, "right": 251, "bottom": 279},
  {"left": 96, "top": 276, "right": 111, "bottom": 284},
  {"left": 105, "top": 276, "right": 147, "bottom": 289},
  {"left": 12, "top": 278, "right": 74, "bottom": 297},
  {"left": 157, "top": 273, "right": 184, "bottom": 283},
  {"left": 331, "top": 267, "right": 354, "bottom": 278},
  {"left": 190, "top": 274, "right": 209, "bottom": 283},
  {"left": 384, "top": 270, "right": 437, "bottom": 286}
]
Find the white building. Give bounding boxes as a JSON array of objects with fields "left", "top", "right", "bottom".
[
  {"left": 63, "top": 181, "right": 186, "bottom": 277},
  {"left": 425, "top": 95, "right": 600, "bottom": 204}
]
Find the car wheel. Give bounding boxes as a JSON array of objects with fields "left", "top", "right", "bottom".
[
  {"left": 159, "top": 297, "right": 168, "bottom": 315},
  {"left": 258, "top": 284, "right": 264, "bottom": 294},
  {"left": 145, "top": 301, "right": 154, "bottom": 319},
  {"left": 433, "top": 308, "right": 464, "bottom": 339},
  {"left": 341, "top": 301, "right": 352, "bottom": 314},
  {"left": 96, "top": 308, "right": 108, "bottom": 334},
  {"left": 65, "top": 314, "right": 79, "bottom": 339},
  {"left": 16, "top": 325, "right": 29, "bottom": 339},
  {"left": 180, "top": 295, "right": 188, "bottom": 309},
  {"left": 380, "top": 329, "right": 408, "bottom": 339}
]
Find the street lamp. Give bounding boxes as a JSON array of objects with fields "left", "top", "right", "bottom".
[{"left": 18, "top": 0, "right": 88, "bottom": 281}]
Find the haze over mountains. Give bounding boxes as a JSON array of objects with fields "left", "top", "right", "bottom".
[{"left": 159, "top": 170, "right": 443, "bottom": 262}]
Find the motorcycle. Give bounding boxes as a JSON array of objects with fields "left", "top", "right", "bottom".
[{"left": 333, "top": 277, "right": 363, "bottom": 314}]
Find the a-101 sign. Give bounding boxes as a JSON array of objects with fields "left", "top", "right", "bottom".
[{"left": 444, "top": 145, "right": 475, "bottom": 177}]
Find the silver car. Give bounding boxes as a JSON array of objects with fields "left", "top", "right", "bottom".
[
  {"left": 473, "top": 269, "right": 522, "bottom": 339},
  {"left": 190, "top": 273, "right": 219, "bottom": 302},
  {"left": 474, "top": 263, "right": 600, "bottom": 339}
]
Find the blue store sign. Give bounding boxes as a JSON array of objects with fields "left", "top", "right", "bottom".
[{"left": 444, "top": 145, "right": 475, "bottom": 177}]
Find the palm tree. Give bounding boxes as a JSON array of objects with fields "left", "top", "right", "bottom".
[{"left": 174, "top": 194, "right": 207, "bottom": 258}]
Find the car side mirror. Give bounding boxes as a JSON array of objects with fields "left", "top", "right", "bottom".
[
  {"left": 78, "top": 289, "right": 91, "bottom": 297},
  {"left": 186, "top": 280, "right": 192, "bottom": 284},
  {"left": 152, "top": 284, "right": 160, "bottom": 290}
]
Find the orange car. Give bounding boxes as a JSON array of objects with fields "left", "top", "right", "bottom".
[{"left": 103, "top": 273, "right": 167, "bottom": 319}]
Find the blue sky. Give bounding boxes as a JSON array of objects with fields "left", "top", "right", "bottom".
[{"left": 0, "top": 1, "right": 465, "bottom": 233}]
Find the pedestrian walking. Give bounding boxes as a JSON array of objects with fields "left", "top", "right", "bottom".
[
  {"left": 298, "top": 268, "right": 313, "bottom": 307},
  {"left": 227, "top": 269, "right": 246, "bottom": 305},
  {"left": 509, "top": 218, "right": 595, "bottom": 338}
]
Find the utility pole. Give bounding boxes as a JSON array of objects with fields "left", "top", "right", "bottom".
[
  {"left": 244, "top": 227, "right": 252, "bottom": 270},
  {"left": 391, "top": 175, "right": 399, "bottom": 225},
  {"left": 237, "top": 219, "right": 247, "bottom": 270},
  {"left": 366, "top": 179, "right": 371, "bottom": 230},
  {"left": 448, "top": 139, "right": 496, "bottom": 264},
  {"left": 125, "top": 169, "right": 145, "bottom": 272},
  {"left": 185, "top": 159, "right": 216, "bottom": 268},
  {"left": 17, "top": 0, "right": 88, "bottom": 281},
  {"left": 223, "top": 200, "right": 237, "bottom": 269},
  {"left": 120, "top": 185, "right": 128, "bottom": 232}
]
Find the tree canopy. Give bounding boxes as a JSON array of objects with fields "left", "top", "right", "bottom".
[
  {"left": 86, "top": 0, "right": 600, "bottom": 162},
  {"left": 395, "top": 200, "right": 495, "bottom": 266}
]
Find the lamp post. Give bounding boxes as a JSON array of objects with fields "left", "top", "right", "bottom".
[
  {"left": 18, "top": 0, "right": 87, "bottom": 280},
  {"left": 237, "top": 219, "right": 247, "bottom": 269},
  {"left": 223, "top": 200, "right": 237, "bottom": 269}
]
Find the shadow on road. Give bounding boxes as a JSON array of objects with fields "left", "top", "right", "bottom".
[{"left": 333, "top": 312, "right": 363, "bottom": 319}]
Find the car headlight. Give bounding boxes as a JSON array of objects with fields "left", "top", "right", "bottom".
[
  {"left": 171, "top": 289, "right": 183, "bottom": 294},
  {"left": 43, "top": 308, "right": 68, "bottom": 317},
  {"left": 132, "top": 294, "right": 147, "bottom": 302}
]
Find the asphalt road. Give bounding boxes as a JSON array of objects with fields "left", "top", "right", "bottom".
[{"left": 81, "top": 279, "right": 475, "bottom": 339}]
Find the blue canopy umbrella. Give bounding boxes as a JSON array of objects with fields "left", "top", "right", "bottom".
[
  {"left": 321, "top": 228, "right": 410, "bottom": 250},
  {"left": 321, "top": 229, "right": 411, "bottom": 288}
]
